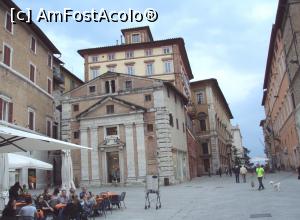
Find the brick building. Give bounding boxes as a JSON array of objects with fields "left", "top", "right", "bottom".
[
  {"left": 189, "top": 79, "right": 233, "bottom": 175},
  {"left": 261, "top": 0, "right": 300, "bottom": 170}
]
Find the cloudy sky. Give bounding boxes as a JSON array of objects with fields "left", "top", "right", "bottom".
[{"left": 15, "top": 0, "right": 278, "bottom": 157}]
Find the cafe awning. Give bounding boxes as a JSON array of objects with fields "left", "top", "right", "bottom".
[
  {"left": 0, "top": 125, "right": 90, "bottom": 153},
  {"left": 8, "top": 153, "right": 53, "bottom": 170}
]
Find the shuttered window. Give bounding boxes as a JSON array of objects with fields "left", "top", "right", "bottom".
[
  {"left": 3, "top": 45, "right": 11, "bottom": 66},
  {"left": 29, "top": 64, "right": 35, "bottom": 82},
  {"left": 5, "top": 13, "right": 12, "bottom": 33},
  {"left": 28, "top": 110, "right": 35, "bottom": 130},
  {"left": 0, "top": 98, "right": 13, "bottom": 123},
  {"left": 47, "top": 78, "right": 52, "bottom": 94}
]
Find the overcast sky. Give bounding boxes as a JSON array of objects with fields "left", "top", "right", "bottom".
[{"left": 14, "top": 0, "right": 278, "bottom": 157}]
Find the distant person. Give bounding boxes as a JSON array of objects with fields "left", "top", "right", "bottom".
[
  {"left": 19, "top": 197, "right": 37, "bottom": 219},
  {"left": 9, "top": 182, "right": 23, "bottom": 200},
  {"left": 58, "top": 189, "right": 69, "bottom": 204},
  {"left": 256, "top": 164, "right": 265, "bottom": 190},
  {"left": 240, "top": 165, "right": 248, "bottom": 183},
  {"left": 234, "top": 166, "right": 240, "bottom": 183},
  {"left": 22, "top": 184, "right": 28, "bottom": 194},
  {"left": 218, "top": 167, "right": 222, "bottom": 177},
  {"left": 298, "top": 166, "right": 300, "bottom": 180},
  {"left": 225, "top": 167, "right": 229, "bottom": 176},
  {"left": 1, "top": 198, "right": 17, "bottom": 219}
]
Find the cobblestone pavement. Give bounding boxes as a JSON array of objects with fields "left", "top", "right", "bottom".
[{"left": 33, "top": 172, "right": 300, "bottom": 220}]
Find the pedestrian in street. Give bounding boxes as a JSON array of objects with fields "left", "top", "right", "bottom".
[
  {"left": 234, "top": 166, "right": 240, "bottom": 183},
  {"left": 240, "top": 165, "right": 247, "bottom": 183},
  {"left": 297, "top": 165, "right": 300, "bottom": 180},
  {"left": 219, "top": 167, "right": 222, "bottom": 177},
  {"left": 256, "top": 164, "right": 265, "bottom": 190},
  {"left": 225, "top": 167, "right": 229, "bottom": 176},
  {"left": 229, "top": 167, "right": 232, "bottom": 177}
]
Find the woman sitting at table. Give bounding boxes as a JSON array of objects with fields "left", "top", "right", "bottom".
[
  {"left": 61, "top": 195, "right": 82, "bottom": 220},
  {"left": 80, "top": 192, "right": 96, "bottom": 218},
  {"left": 1, "top": 198, "right": 17, "bottom": 220}
]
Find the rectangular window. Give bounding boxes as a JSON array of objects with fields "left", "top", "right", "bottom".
[
  {"left": 106, "top": 105, "right": 114, "bottom": 114},
  {"left": 164, "top": 60, "right": 173, "bottom": 73},
  {"left": 73, "top": 131, "right": 80, "bottom": 139},
  {"left": 90, "top": 68, "right": 99, "bottom": 79},
  {"left": 73, "top": 104, "right": 79, "bottom": 112},
  {"left": 5, "top": 12, "right": 12, "bottom": 33},
  {"left": 146, "top": 63, "right": 154, "bottom": 76},
  {"left": 29, "top": 63, "right": 35, "bottom": 83},
  {"left": 3, "top": 44, "right": 12, "bottom": 67},
  {"left": 169, "top": 113, "right": 174, "bottom": 127},
  {"left": 197, "top": 92, "right": 205, "bottom": 104},
  {"left": 163, "top": 46, "right": 172, "bottom": 54},
  {"left": 0, "top": 99, "right": 13, "bottom": 122},
  {"left": 145, "top": 49, "right": 153, "bottom": 56},
  {"left": 105, "top": 81, "right": 110, "bottom": 93},
  {"left": 200, "top": 119, "right": 206, "bottom": 131},
  {"left": 46, "top": 119, "right": 52, "bottom": 137},
  {"left": 107, "top": 53, "right": 115, "bottom": 61},
  {"left": 106, "top": 127, "right": 118, "bottom": 136},
  {"left": 30, "top": 37, "right": 36, "bottom": 53},
  {"left": 92, "top": 56, "right": 98, "bottom": 62},
  {"left": 28, "top": 109, "right": 35, "bottom": 130},
  {"left": 125, "top": 81, "right": 132, "bottom": 90},
  {"left": 48, "top": 54, "right": 52, "bottom": 68},
  {"left": 89, "top": 85, "right": 96, "bottom": 93},
  {"left": 125, "top": 51, "right": 134, "bottom": 59},
  {"left": 147, "top": 124, "right": 154, "bottom": 132},
  {"left": 52, "top": 123, "right": 58, "bottom": 139},
  {"left": 202, "top": 143, "right": 209, "bottom": 154},
  {"left": 127, "top": 65, "right": 134, "bottom": 75},
  {"left": 132, "top": 34, "right": 141, "bottom": 43},
  {"left": 111, "top": 80, "right": 116, "bottom": 93},
  {"left": 176, "top": 118, "right": 179, "bottom": 129},
  {"left": 47, "top": 78, "right": 52, "bottom": 94},
  {"left": 145, "top": 94, "right": 152, "bottom": 102}
]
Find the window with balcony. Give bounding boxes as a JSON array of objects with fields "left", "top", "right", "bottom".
[
  {"left": 3, "top": 44, "right": 12, "bottom": 67},
  {"left": 202, "top": 143, "right": 209, "bottom": 154},
  {"left": 106, "top": 105, "right": 114, "bottom": 114}
]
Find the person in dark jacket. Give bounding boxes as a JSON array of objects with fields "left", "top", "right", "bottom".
[
  {"left": 234, "top": 166, "right": 240, "bottom": 183},
  {"left": 297, "top": 166, "right": 300, "bottom": 180},
  {"left": 9, "top": 182, "right": 23, "bottom": 200},
  {"left": 1, "top": 198, "right": 17, "bottom": 220}
]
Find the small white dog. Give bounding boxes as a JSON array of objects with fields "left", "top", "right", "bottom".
[{"left": 269, "top": 181, "right": 281, "bottom": 191}]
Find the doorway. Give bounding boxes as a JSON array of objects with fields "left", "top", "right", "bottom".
[
  {"left": 107, "top": 151, "right": 120, "bottom": 183},
  {"left": 203, "top": 159, "right": 210, "bottom": 173}
]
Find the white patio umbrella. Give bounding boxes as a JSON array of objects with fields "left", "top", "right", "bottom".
[
  {"left": 8, "top": 153, "right": 53, "bottom": 170},
  {"left": 0, "top": 153, "right": 9, "bottom": 211},
  {"left": 61, "top": 150, "right": 75, "bottom": 190}
]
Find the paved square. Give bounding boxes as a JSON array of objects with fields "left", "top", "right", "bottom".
[{"left": 86, "top": 172, "right": 300, "bottom": 220}]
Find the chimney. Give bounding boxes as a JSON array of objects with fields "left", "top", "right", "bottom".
[{"left": 120, "top": 35, "right": 123, "bottom": 44}]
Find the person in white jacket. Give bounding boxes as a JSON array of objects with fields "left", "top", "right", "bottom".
[{"left": 240, "top": 165, "right": 248, "bottom": 183}]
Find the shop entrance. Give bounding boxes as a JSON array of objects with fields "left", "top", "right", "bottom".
[{"left": 107, "top": 151, "right": 120, "bottom": 183}]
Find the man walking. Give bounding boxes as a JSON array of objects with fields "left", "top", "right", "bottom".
[
  {"left": 240, "top": 165, "right": 247, "bottom": 183},
  {"left": 234, "top": 166, "right": 240, "bottom": 183},
  {"left": 256, "top": 164, "right": 265, "bottom": 190}
]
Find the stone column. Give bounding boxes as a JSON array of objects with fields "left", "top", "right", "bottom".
[
  {"left": 125, "top": 123, "right": 136, "bottom": 181},
  {"left": 118, "top": 145, "right": 125, "bottom": 184},
  {"left": 80, "top": 128, "right": 89, "bottom": 185},
  {"left": 100, "top": 148, "right": 107, "bottom": 184},
  {"left": 90, "top": 127, "right": 100, "bottom": 186},
  {"left": 136, "top": 123, "right": 146, "bottom": 179}
]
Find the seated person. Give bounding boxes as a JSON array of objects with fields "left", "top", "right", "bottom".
[
  {"left": 48, "top": 187, "right": 60, "bottom": 208},
  {"left": 18, "top": 196, "right": 37, "bottom": 219},
  {"left": 61, "top": 195, "right": 82, "bottom": 220},
  {"left": 1, "top": 198, "right": 17, "bottom": 220},
  {"left": 80, "top": 193, "right": 95, "bottom": 217},
  {"left": 58, "top": 189, "right": 69, "bottom": 204},
  {"left": 79, "top": 186, "right": 89, "bottom": 198},
  {"left": 41, "top": 188, "right": 51, "bottom": 201},
  {"left": 22, "top": 184, "right": 29, "bottom": 194},
  {"left": 36, "top": 195, "right": 55, "bottom": 218}
]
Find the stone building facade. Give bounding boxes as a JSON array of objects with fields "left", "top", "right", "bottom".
[
  {"left": 0, "top": 0, "right": 60, "bottom": 188},
  {"left": 61, "top": 72, "right": 189, "bottom": 185},
  {"left": 261, "top": 0, "right": 300, "bottom": 170},
  {"left": 231, "top": 125, "right": 244, "bottom": 161},
  {"left": 189, "top": 79, "right": 233, "bottom": 175}
]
